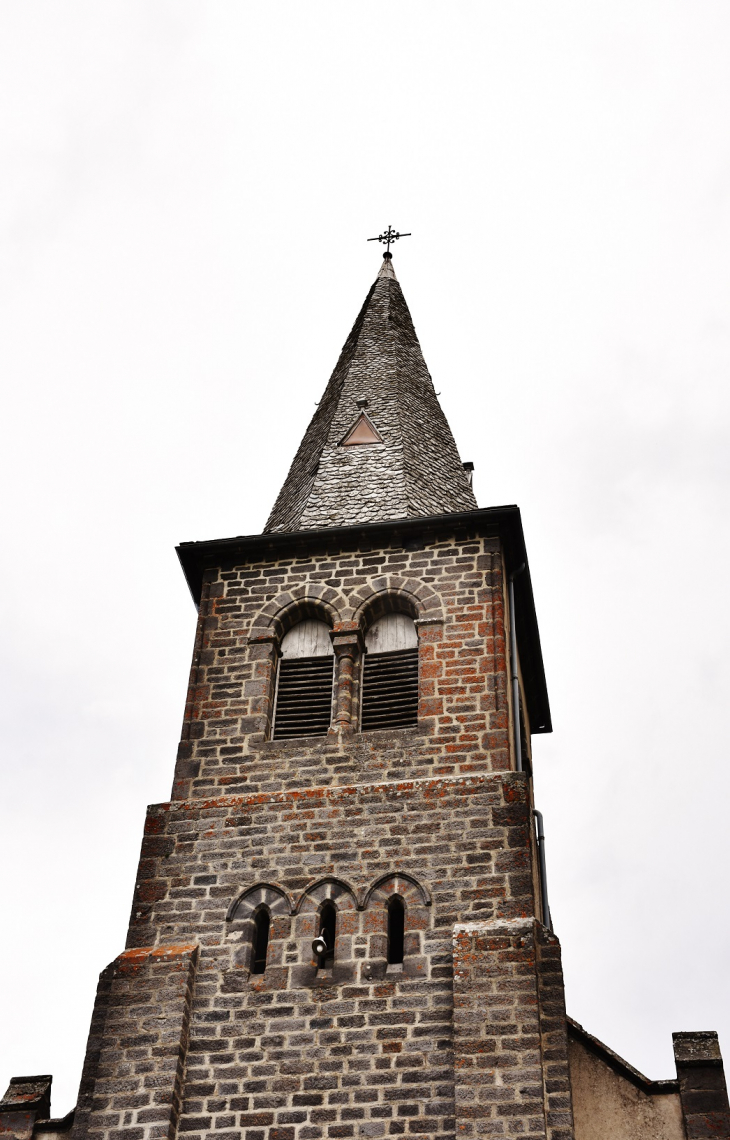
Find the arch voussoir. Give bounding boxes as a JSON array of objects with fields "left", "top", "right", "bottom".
[
  {"left": 352, "top": 576, "right": 444, "bottom": 630},
  {"left": 226, "top": 882, "right": 292, "bottom": 921},
  {"left": 294, "top": 877, "right": 361, "bottom": 913},
  {"left": 364, "top": 872, "right": 432, "bottom": 910},
  {"left": 248, "top": 584, "right": 347, "bottom": 644}
]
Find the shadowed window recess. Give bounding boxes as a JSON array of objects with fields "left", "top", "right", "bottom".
[
  {"left": 251, "top": 907, "right": 270, "bottom": 975},
  {"left": 387, "top": 896, "right": 405, "bottom": 965},
  {"left": 313, "top": 901, "right": 337, "bottom": 969},
  {"left": 361, "top": 613, "right": 418, "bottom": 731},
  {"left": 273, "top": 619, "right": 334, "bottom": 739}
]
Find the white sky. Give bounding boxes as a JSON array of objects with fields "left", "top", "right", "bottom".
[{"left": 1, "top": 1, "right": 729, "bottom": 1115}]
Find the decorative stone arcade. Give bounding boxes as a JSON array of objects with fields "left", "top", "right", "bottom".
[{"left": 2, "top": 253, "right": 728, "bottom": 1140}]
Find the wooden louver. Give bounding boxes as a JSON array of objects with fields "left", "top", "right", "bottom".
[
  {"left": 361, "top": 648, "right": 419, "bottom": 732},
  {"left": 273, "top": 656, "right": 334, "bottom": 739}
]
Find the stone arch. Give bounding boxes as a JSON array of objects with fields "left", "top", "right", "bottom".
[
  {"left": 293, "top": 876, "right": 360, "bottom": 914},
  {"left": 350, "top": 576, "right": 444, "bottom": 633},
  {"left": 225, "top": 883, "right": 292, "bottom": 975},
  {"left": 360, "top": 873, "right": 431, "bottom": 981},
  {"left": 248, "top": 589, "right": 346, "bottom": 744},
  {"left": 248, "top": 584, "right": 348, "bottom": 646},
  {"left": 226, "top": 882, "right": 292, "bottom": 921},
  {"left": 293, "top": 878, "right": 360, "bottom": 982},
  {"left": 363, "top": 872, "right": 432, "bottom": 910}
]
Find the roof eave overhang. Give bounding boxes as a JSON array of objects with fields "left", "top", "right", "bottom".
[{"left": 176, "top": 506, "right": 552, "bottom": 734}]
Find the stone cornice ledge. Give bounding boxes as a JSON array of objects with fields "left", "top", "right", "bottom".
[{"left": 160, "top": 770, "right": 529, "bottom": 814}]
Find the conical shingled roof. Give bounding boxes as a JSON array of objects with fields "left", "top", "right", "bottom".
[{"left": 264, "top": 256, "right": 477, "bottom": 532}]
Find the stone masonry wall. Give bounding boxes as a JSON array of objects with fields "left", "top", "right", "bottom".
[
  {"left": 120, "top": 772, "right": 538, "bottom": 1140},
  {"left": 173, "top": 530, "right": 510, "bottom": 803},
  {"left": 66, "top": 523, "right": 557, "bottom": 1140},
  {"left": 76, "top": 946, "right": 198, "bottom": 1140},
  {"left": 673, "top": 1032, "right": 730, "bottom": 1138},
  {"left": 452, "top": 920, "right": 574, "bottom": 1140}
]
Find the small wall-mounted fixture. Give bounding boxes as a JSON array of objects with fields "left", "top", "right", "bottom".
[{"left": 313, "top": 902, "right": 337, "bottom": 968}]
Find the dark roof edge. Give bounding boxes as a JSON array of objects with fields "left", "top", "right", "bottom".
[
  {"left": 567, "top": 1017, "right": 679, "bottom": 1095},
  {"left": 34, "top": 1110, "right": 75, "bottom": 1132},
  {"left": 176, "top": 506, "right": 551, "bottom": 733}
]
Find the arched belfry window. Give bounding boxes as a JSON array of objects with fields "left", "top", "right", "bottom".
[
  {"left": 273, "top": 619, "right": 334, "bottom": 740},
  {"left": 251, "top": 907, "right": 270, "bottom": 975},
  {"left": 361, "top": 613, "right": 418, "bottom": 731},
  {"left": 387, "top": 896, "right": 405, "bottom": 965}
]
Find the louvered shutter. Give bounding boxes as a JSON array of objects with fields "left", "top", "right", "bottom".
[
  {"left": 273, "top": 619, "right": 334, "bottom": 740},
  {"left": 361, "top": 648, "right": 418, "bottom": 730},
  {"left": 273, "top": 657, "right": 334, "bottom": 739},
  {"left": 361, "top": 614, "right": 419, "bottom": 732}
]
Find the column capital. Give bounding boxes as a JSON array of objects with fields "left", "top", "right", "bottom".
[{"left": 330, "top": 627, "right": 365, "bottom": 656}]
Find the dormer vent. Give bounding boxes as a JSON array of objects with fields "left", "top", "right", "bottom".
[{"left": 340, "top": 411, "right": 383, "bottom": 447}]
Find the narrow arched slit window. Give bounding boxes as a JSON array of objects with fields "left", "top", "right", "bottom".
[
  {"left": 361, "top": 613, "right": 418, "bottom": 731},
  {"left": 273, "top": 619, "right": 334, "bottom": 739},
  {"left": 317, "top": 901, "right": 337, "bottom": 969},
  {"left": 387, "top": 897, "right": 405, "bottom": 965},
  {"left": 251, "top": 907, "right": 270, "bottom": 974}
]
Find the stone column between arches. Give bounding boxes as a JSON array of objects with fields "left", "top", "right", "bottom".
[{"left": 330, "top": 622, "right": 364, "bottom": 731}]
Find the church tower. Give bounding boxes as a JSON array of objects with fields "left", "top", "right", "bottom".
[{"left": 3, "top": 248, "right": 728, "bottom": 1140}]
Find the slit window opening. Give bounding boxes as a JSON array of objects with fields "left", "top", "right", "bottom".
[
  {"left": 387, "top": 897, "right": 405, "bottom": 965},
  {"left": 318, "top": 901, "right": 337, "bottom": 968},
  {"left": 251, "top": 908, "right": 270, "bottom": 974}
]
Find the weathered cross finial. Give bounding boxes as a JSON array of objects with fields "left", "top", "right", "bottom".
[{"left": 367, "top": 224, "right": 411, "bottom": 258}]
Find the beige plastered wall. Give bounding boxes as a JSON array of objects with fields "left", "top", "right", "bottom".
[{"left": 569, "top": 1035, "right": 685, "bottom": 1140}]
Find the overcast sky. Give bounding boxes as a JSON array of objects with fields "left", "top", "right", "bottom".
[{"left": 2, "top": 1, "right": 730, "bottom": 1115}]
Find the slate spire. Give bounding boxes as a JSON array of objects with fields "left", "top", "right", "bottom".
[{"left": 265, "top": 255, "right": 477, "bottom": 532}]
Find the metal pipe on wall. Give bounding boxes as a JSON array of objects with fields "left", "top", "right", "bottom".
[
  {"left": 534, "top": 809, "right": 553, "bottom": 931},
  {"left": 508, "top": 563, "right": 525, "bottom": 772}
]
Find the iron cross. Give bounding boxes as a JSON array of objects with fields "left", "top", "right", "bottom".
[{"left": 367, "top": 225, "right": 411, "bottom": 254}]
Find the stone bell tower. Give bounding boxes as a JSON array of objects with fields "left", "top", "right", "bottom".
[{"left": 3, "top": 248, "right": 728, "bottom": 1140}]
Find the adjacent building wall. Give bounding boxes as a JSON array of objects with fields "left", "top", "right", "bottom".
[{"left": 568, "top": 1027, "right": 684, "bottom": 1140}]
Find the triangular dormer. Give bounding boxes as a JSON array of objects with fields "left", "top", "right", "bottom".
[{"left": 339, "top": 410, "right": 383, "bottom": 447}]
